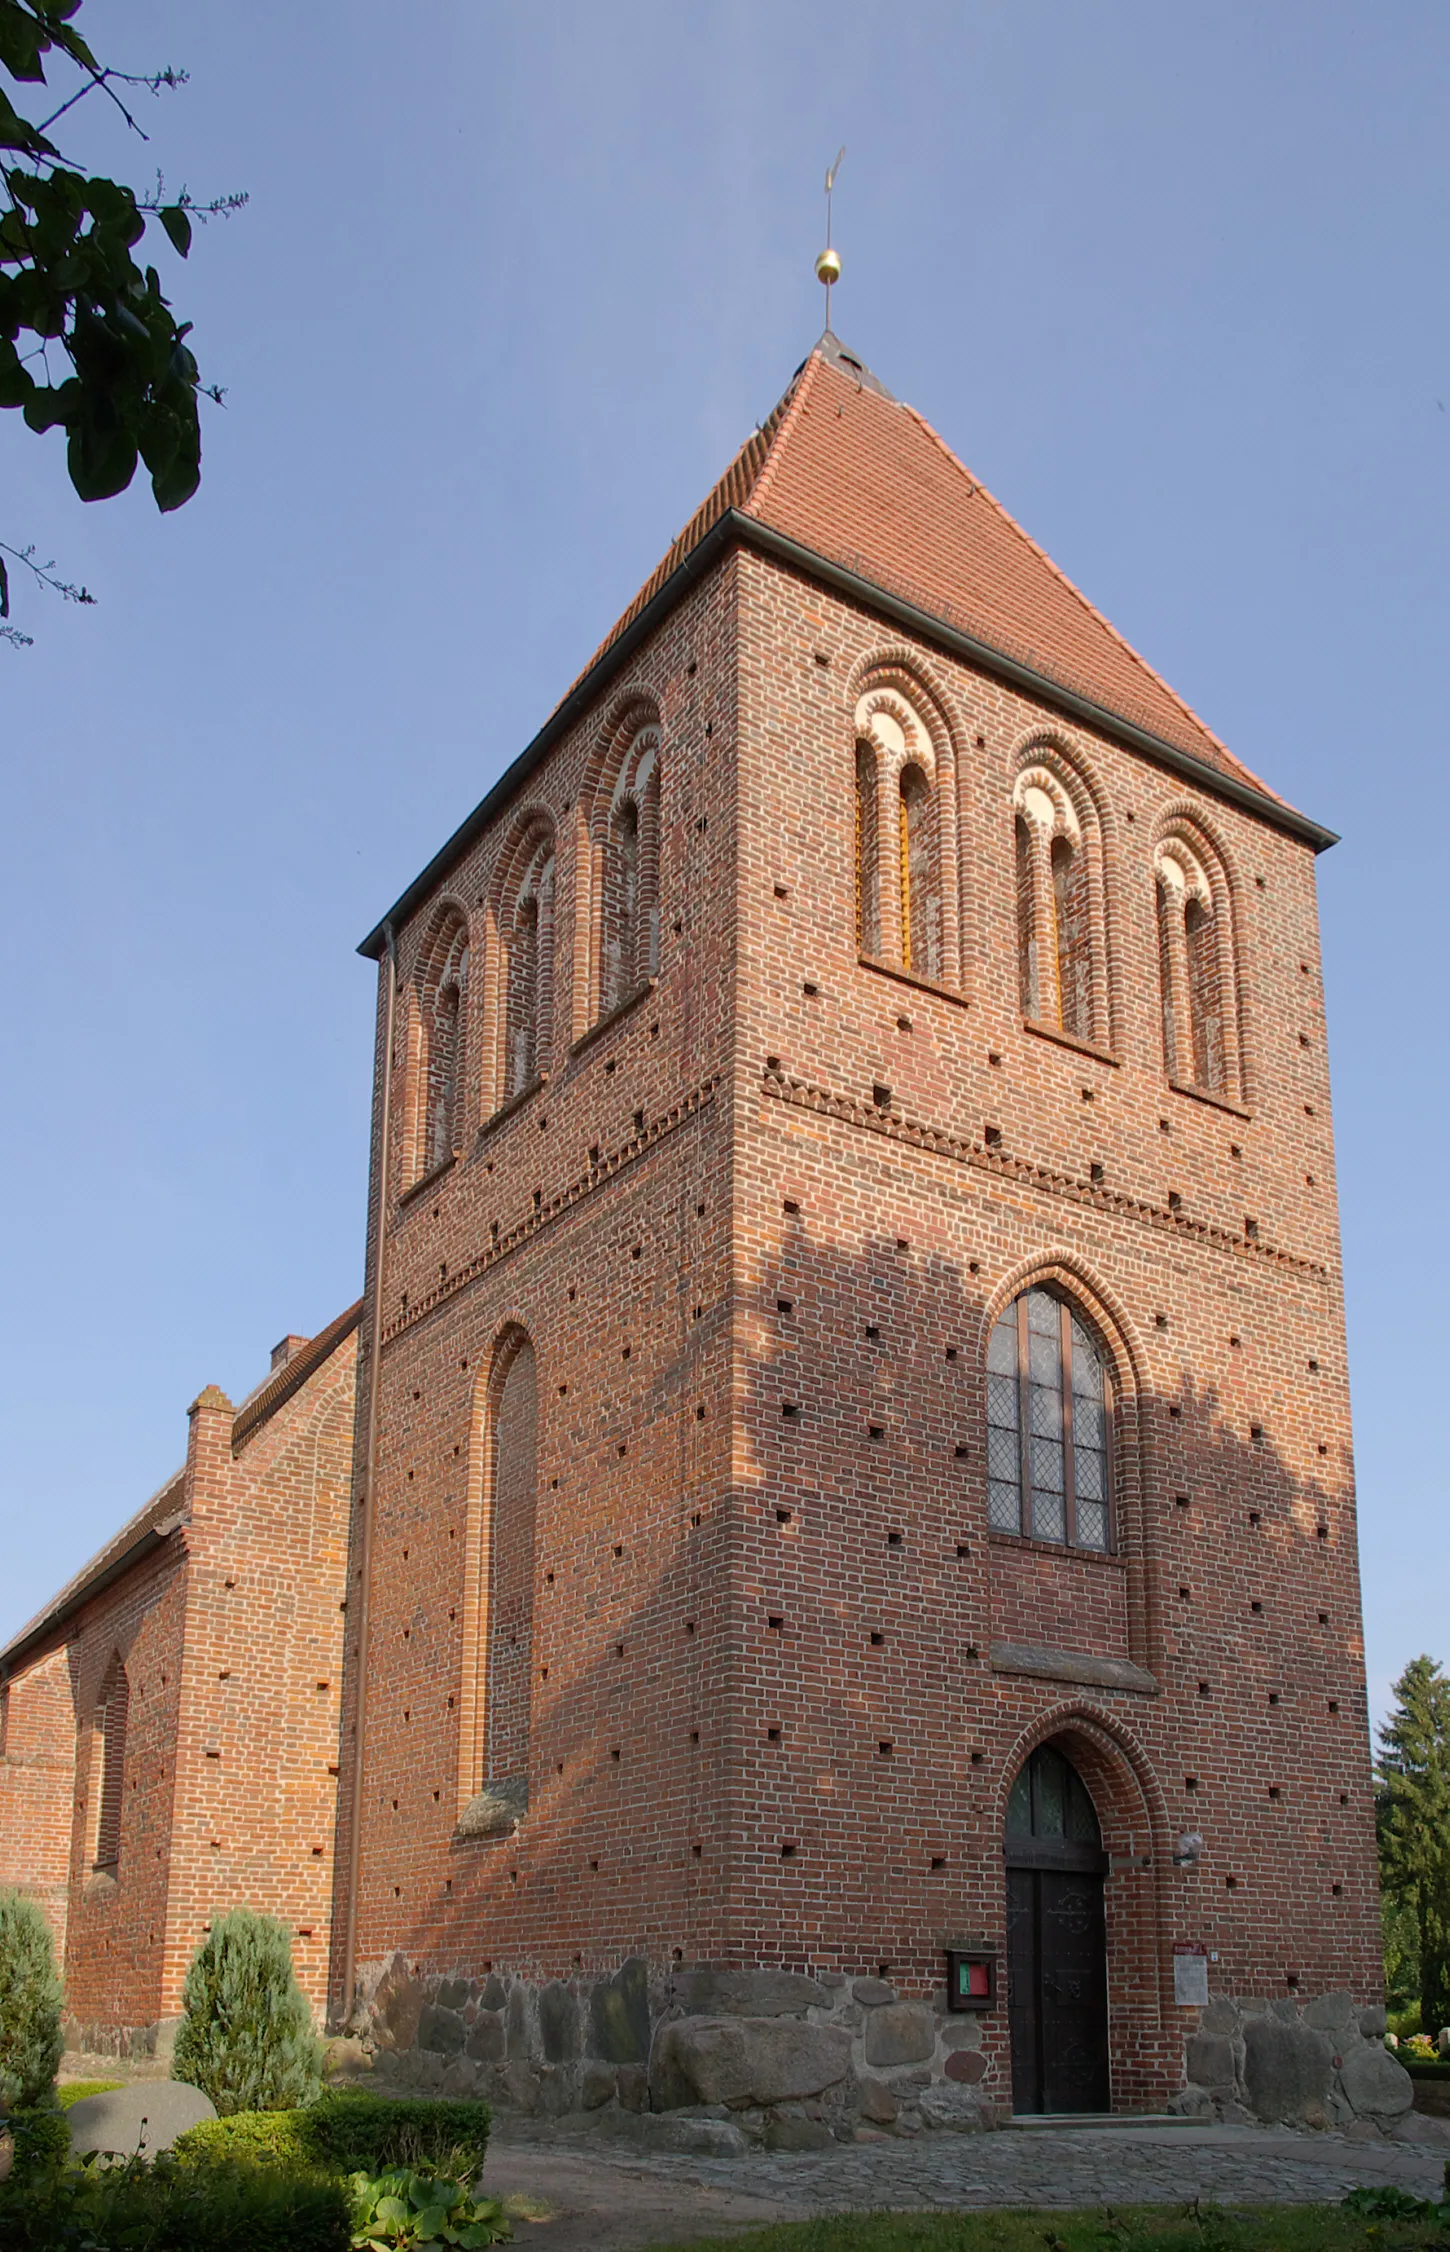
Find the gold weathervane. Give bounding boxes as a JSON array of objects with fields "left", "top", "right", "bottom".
[{"left": 814, "top": 147, "right": 844, "bottom": 329}]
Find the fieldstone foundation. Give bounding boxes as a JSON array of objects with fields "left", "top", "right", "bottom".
[
  {"left": 355, "top": 1960, "right": 1420, "bottom": 2143},
  {"left": 1172, "top": 1992, "right": 1420, "bottom": 2136},
  {"left": 356, "top": 1956, "right": 997, "bottom": 2143}
]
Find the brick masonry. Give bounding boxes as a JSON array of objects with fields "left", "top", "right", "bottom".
[
  {"left": 1, "top": 336, "right": 1381, "bottom": 2125},
  {"left": 0, "top": 1313, "right": 359, "bottom": 2052},
  {"left": 328, "top": 340, "right": 1379, "bottom": 2123}
]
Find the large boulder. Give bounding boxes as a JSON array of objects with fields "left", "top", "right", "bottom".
[
  {"left": 417, "top": 2003, "right": 465, "bottom": 2055},
  {"left": 1337, "top": 2042, "right": 1414, "bottom": 2123},
  {"left": 369, "top": 1953, "right": 425, "bottom": 2052},
  {"left": 1303, "top": 1991, "right": 1359, "bottom": 2036},
  {"left": 589, "top": 1958, "right": 651, "bottom": 2064},
  {"left": 67, "top": 2082, "right": 215, "bottom": 2160},
  {"left": 673, "top": 1969, "right": 828, "bottom": 2017},
  {"left": 1186, "top": 2033, "right": 1237, "bottom": 2089},
  {"left": 649, "top": 2015, "right": 851, "bottom": 2110},
  {"left": 1242, "top": 2014, "right": 1333, "bottom": 2124},
  {"left": 539, "top": 1982, "right": 580, "bottom": 2063},
  {"left": 863, "top": 2003, "right": 935, "bottom": 2068}
]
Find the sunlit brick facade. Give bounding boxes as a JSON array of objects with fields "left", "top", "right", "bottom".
[{"left": 331, "top": 337, "right": 1377, "bottom": 2120}]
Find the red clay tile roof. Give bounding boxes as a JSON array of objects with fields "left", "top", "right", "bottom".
[
  {"left": 360, "top": 335, "right": 1318, "bottom": 960},
  {"left": 579, "top": 340, "right": 1275, "bottom": 797},
  {"left": 0, "top": 1472, "right": 186, "bottom": 1673},
  {"left": 1, "top": 1302, "right": 363, "bottom": 1672}
]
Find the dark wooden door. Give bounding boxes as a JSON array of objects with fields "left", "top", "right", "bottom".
[{"left": 1005, "top": 1745, "right": 1111, "bottom": 2114}]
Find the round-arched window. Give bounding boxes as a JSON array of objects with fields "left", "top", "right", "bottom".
[{"left": 986, "top": 1288, "right": 1113, "bottom": 1551}]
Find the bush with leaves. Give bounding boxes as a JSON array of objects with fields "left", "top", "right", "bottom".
[
  {"left": 173, "top": 2091, "right": 492, "bottom": 2184},
  {"left": 0, "top": 1885, "right": 64, "bottom": 2108},
  {"left": 0, "top": 0, "right": 244, "bottom": 641},
  {"left": 0, "top": 2148, "right": 349, "bottom": 2252},
  {"left": 2, "top": 2100, "right": 70, "bottom": 2182},
  {"left": 347, "top": 2166, "right": 511, "bottom": 2250},
  {"left": 172, "top": 1907, "right": 323, "bottom": 2116}
]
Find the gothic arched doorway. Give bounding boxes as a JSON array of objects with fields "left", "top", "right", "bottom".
[{"left": 1005, "top": 1742, "right": 1111, "bottom": 2113}]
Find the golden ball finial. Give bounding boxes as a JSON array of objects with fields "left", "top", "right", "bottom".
[{"left": 814, "top": 246, "right": 841, "bottom": 287}]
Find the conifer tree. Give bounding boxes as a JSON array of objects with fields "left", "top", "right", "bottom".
[
  {"left": 0, "top": 1887, "right": 64, "bottom": 2108},
  {"left": 172, "top": 1908, "right": 322, "bottom": 2115},
  {"left": 1377, "top": 1654, "right": 1450, "bottom": 2032}
]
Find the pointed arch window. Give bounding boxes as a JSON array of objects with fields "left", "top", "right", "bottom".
[
  {"left": 854, "top": 677, "right": 957, "bottom": 987},
  {"left": 469, "top": 1328, "right": 537, "bottom": 1830},
  {"left": 986, "top": 1288, "right": 1113, "bottom": 1551},
  {"left": 1155, "top": 834, "right": 1240, "bottom": 1102},
  {"left": 90, "top": 1656, "right": 129, "bottom": 1872},
  {"left": 1013, "top": 763, "right": 1105, "bottom": 1048}
]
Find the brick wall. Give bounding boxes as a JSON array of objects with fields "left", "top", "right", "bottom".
[
  {"left": 727, "top": 547, "right": 1375, "bottom": 2109},
  {"left": 0, "top": 1643, "right": 78, "bottom": 1954},
  {"left": 163, "top": 1337, "right": 356, "bottom": 2024},
  {"left": 0, "top": 1321, "right": 358, "bottom": 2049},
  {"left": 335, "top": 525, "right": 1375, "bottom": 2117},
  {"left": 332, "top": 562, "right": 742, "bottom": 2018}
]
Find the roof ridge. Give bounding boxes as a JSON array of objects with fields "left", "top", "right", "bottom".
[
  {"left": 898, "top": 399, "right": 1280, "bottom": 804},
  {"left": 744, "top": 349, "right": 824, "bottom": 520},
  {"left": 230, "top": 1297, "right": 363, "bottom": 1456},
  {"left": 1, "top": 1470, "right": 187, "bottom": 1671}
]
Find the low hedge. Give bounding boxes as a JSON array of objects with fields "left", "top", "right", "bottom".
[
  {"left": 1404, "top": 2057, "right": 1450, "bottom": 2079},
  {"left": 0, "top": 2151, "right": 349, "bottom": 2252},
  {"left": 172, "top": 2089, "right": 492, "bottom": 2182},
  {"left": 2, "top": 2102, "right": 71, "bottom": 2180}
]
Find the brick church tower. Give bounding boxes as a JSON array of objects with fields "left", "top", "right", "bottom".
[{"left": 332, "top": 334, "right": 1378, "bottom": 2127}]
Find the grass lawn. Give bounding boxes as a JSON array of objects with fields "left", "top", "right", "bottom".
[
  {"left": 54, "top": 2080, "right": 123, "bottom": 2109},
  {"left": 643, "top": 2206, "right": 1450, "bottom": 2251}
]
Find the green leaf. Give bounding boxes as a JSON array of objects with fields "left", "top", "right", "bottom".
[
  {"left": 67, "top": 411, "right": 137, "bottom": 502},
  {"left": 0, "top": 11, "right": 46, "bottom": 80},
  {"left": 158, "top": 203, "right": 191, "bottom": 258}
]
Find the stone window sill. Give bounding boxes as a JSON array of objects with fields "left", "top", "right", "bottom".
[
  {"left": 859, "top": 955, "right": 969, "bottom": 1009},
  {"left": 1022, "top": 1017, "right": 1119, "bottom": 1068},
  {"left": 83, "top": 1865, "right": 119, "bottom": 1900},
  {"left": 990, "top": 1638, "right": 1159, "bottom": 1697},
  {"left": 570, "top": 977, "right": 657, "bottom": 1060},
  {"left": 453, "top": 1775, "right": 528, "bottom": 1843},
  {"left": 987, "top": 1527, "right": 1125, "bottom": 1568},
  {"left": 1169, "top": 1078, "right": 1251, "bottom": 1121},
  {"left": 476, "top": 1073, "right": 548, "bottom": 1148},
  {"left": 397, "top": 1152, "right": 456, "bottom": 1212}
]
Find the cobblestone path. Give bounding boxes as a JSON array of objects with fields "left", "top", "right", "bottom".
[{"left": 486, "top": 2121, "right": 1450, "bottom": 2252}]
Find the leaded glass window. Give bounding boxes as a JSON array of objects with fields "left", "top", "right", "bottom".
[
  {"left": 1005, "top": 1743, "right": 1102, "bottom": 1842},
  {"left": 985, "top": 1288, "right": 1113, "bottom": 1551}
]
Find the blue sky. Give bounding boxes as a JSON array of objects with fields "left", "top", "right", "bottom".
[{"left": 2, "top": 2, "right": 1445, "bottom": 1735}]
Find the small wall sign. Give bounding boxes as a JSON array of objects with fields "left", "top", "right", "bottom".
[
  {"left": 945, "top": 1948, "right": 996, "bottom": 2011},
  {"left": 1173, "top": 1943, "right": 1209, "bottom": 2007}
]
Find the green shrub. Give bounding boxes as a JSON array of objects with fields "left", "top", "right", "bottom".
[
  {"left": 173, "top": 2104, "right": 315, "bottom": 2169},
  {"left": 309, "top": 2093, "right": 492, "bottom": 2181},
  {"left": 3, "top": 2102, "right": 70, "bottom": 2181},
  {"left": 0, "top": 1888, "right": 64, "bottom": 2107},
  {"left": 347, "top": 2165, "right": 511, "bottom": 2248},
  {"left": 0, "top": 2150, "right": 349, "bottom": 2251},
  {"left": 173, "top": 2091, "right": 492, "bottom": 2182},
  {"left": 172, "top": 1906, "right": 323, "bottom": 2114}
]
